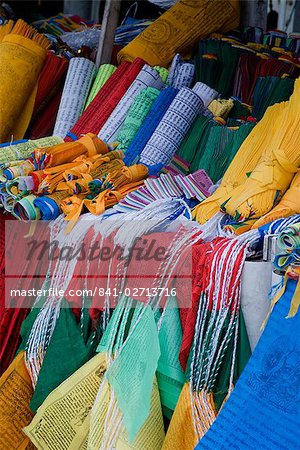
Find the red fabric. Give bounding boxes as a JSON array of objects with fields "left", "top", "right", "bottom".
[
  {"left": 0, "top": 217, "right": 46, "bottom": 374},
  {"left": 235, "top": 53, "right": 299, "bottom": 104},
  {"left": 28, "top": 89, "right": 63, "bottom": 139},
  {"left": 33, "top": 52, "right": 68, "bottom": 114},
  {"left": 65, "top": 58, "right": 145, "bottom": 141},
  {"left": 178, "top": 237, "right": 247, "bottom": 371}
]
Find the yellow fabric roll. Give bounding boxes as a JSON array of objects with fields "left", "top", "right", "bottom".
[
  {"left": 252, "top": 171, "right": 300, "bottom": 228},
  {"left": 118, "top": 0, "right": 240, "bottom": 67},
  {"left": 224, "top": 78, "right": 300, "bottom": 221},
  {"left": 193, "top": 102, "right": 284, "bottom": 224},
  {"left": 0, "top": 20, "right": 50, "bottom": 142}
]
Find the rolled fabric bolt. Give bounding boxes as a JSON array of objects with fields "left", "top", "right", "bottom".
[
  {"left": 98, "top": 64, "right": 165, "bottom": 143},
  {"left": 173, "top": 63, "right": 195, "bottom": 89},
  {"left": 53, "top": 57, "right": 96, "bottom": 138},
  {"left": 140, "top": 87, "right": 204, "bottom": 170},
  {"left": 192, "top": 82, "right": 218, "bottom": 106}
]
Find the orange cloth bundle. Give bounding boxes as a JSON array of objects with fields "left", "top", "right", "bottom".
[
  {"left": 32, "top": 133, "right": 109, "bottom": 169},
  {"left": 61, "top": 164, "right": 148, "bottom": 232}
]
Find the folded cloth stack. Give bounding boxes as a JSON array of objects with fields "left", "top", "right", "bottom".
[
  {"left": 27, "top": 51, "right": 68, "bottom": 137},
  {"left": 123, "top": 87, "right": 178, "bottom": 166},
  {"left": 139, "top": 87, "right": 204, "bottom": 174},
  {"left": 274, "top": 222, "right": 300, "bottom": 276},
  {"left": 167, "top": 54, "right": 195, "bottom": 89}
]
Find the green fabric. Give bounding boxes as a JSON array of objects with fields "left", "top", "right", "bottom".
[
  {"left": 213, "top": 310, "right": 252, "bottom": 410},
  {"left": 252, "top": 76, "right": 295, "bottom": 119},
  {"left": 29, "top": 299, "right": 98, "bottom": 412},
  {"left": 157, "top": 296, "right": 185, "bottom": 419},
  {"left": 0, "top": 136, "right": 62, "bottom": 166},
  {"left": 186, "top": 307, "right": 251, "bottom": 412},
  {"left": 197, "top": 121, "right": 256, "bottom": 183},
  {"left": 176, "top": 115, "right": 215, "bottom": 173},
  {"left": 106, "top": 305, "right": 160, "bottom": 443},
  {"left": 154, "top": 66, "right": 169, "bottom": 83},
  {"left": 227, "top": 100, "right": 252, "bottom": 120},
  {"left": 278, "top": 222, "right": 300, "bottom": 253},
  {"left": 195, "top": 40, "right": 248, "bottom": 97},
  {"left": 85, "top": 63, "right": 117, "bottom": 109},
  {"left": 117, "top": 86, "right": 160, "bottom": 152}
]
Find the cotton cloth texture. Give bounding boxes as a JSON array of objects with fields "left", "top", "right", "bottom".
[{"left": 118, "top": 0, "right": 240, "bottom": 67}]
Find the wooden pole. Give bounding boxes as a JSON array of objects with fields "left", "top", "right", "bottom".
[
  {"left": 240, "top": 0, "right": 268, "bottom": 30},
  {"left": 96, "top": 0, "right": 121, "bottom": 68}
]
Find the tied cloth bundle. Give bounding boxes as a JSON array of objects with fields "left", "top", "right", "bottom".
[
  {"left": 65, "top": 58, "right": 145, "bottom": 141},
  {"left": 36, "top": 151, "right": 123, "bottom": 195},
  {"left": 0, "top": 19, "right": 51, "bottom": 142},
  {"left": 34, "top": 191, "right": 70, "bottom": 220},
  {"left": 193, "top": 101, "right": 287, "bottom": 224},
  {"left": 85, "top": 63, "right": 117, "bottom": 108},
  {"left": 222, "top": 78, "right": 300, "bottom": 222},
  {"left": 53, "top": 57, "right": 96, "bottom": 138},
  {"left": 139, "top": 87, "right": 204, "bottom": 174},
  {"left": 13, "top": 194, "right": 41, "bottom": 221},
  {"left": 123, "top": 87, "right": 178, "bottom": 166},
  {"left": 275, "top": 222, "right": 300, "bottom": 263},
  {"left": 56, "top": 151, "right": 124, "bottom": 195},
  {"left": 116, "top": 86, "right": 160, "bottom": 151},
  {"left": 252, "top": 171, "right": 300, "bottom": 228},
  {"left": 98, "top": 64, "right": 165, "bottom": 143},
  {"left": 32, "top": 133, "right": 109, "bottom": 170},
  {"left": 61, "top": 164, "right": 148, "bottom": 228},
  {"left": 117, "top": 0, "right": 240, "bottom": 67}
]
